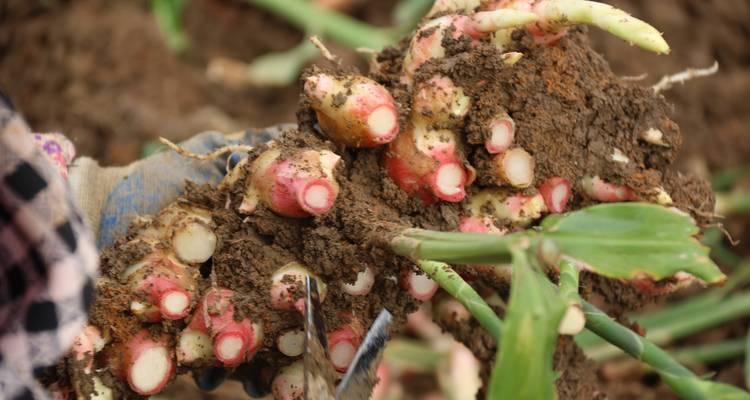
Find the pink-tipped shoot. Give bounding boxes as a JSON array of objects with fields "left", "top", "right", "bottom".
[
  {"left": 180, "top": 288, "right": 256, "bottom": 367},
  {"left": 434, "top": 297, "right": 471, "bottom": 324},
  {"left": 242, "top": 149, "right": 341, "bottom": 218},
  {"left": 484, "top": 113, "right": 515, "bottom": 154},
  {"left": 124, "top": 254, "right": 197, "bottom": 322},
  {"left": 328, "top": 322, "right": 362, "bottom": 373},
  {"left": 305, "top": 73, "right": 399, "bottom": 148},
  {"left": 458, "top": 216, "right": 503, "bottom": 234},
  {"left": 468, "top": 189, "right": 547, "bottom": 225},
  {"left": 122, "top": 330, "right": 175, "bottom": 396},
  {"left": 385, "top": 124, "right": 471, "bottom": 203},
  {"left": 371, "top": 362, "right": 391, "bottom": 400},
  {"left": 539, "top": 177, "right": 572, "bottom": 213},
  {"left": 401, "top": 270, "right": 439, "bottom": 301},
  {"left": 581, "top": 176, "right": 636, "bottom": 202},
  {"left": 72, "top": 325, "right": 107, "bottom": 373},
  {"left": 492, "top": 147, "right": 535, "bottom": 188}
]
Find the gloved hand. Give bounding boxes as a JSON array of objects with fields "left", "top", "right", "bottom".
[{"left": 69, "top": 125, "right": 290, "bottom": 249}]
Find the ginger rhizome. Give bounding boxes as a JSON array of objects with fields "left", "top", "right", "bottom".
[{"left": 54, "top": 1, "right": 705, "bottom": 399}]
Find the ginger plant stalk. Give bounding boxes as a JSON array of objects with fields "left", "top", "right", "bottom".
[
  {"left": 532, "top": 0, "right": 670, "bottom": 54},
  {"left": 415, "top": 260, "right": 503, "bottom": 340},
  {"left": 405, "top": 240, "right": 733, "bottom": 398},
  {"left": 487, "top": 0, "right": 669, "bottom": 54},
  {"left": 245, "top": 0, "right": 396, "bottom": 50},
  {"left": 557, "top": 259, "right": 585, "bottom": 335}
]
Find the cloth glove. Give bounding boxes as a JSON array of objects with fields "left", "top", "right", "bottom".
[{"left": 69, "top": 125, "right": 290, "bottom": 249}]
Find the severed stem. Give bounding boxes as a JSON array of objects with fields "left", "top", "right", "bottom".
[
  {"left": 416, "top": 260, "right": 503, "bottom": 340},
  {"left": 390, "top": 229, "right": 523, "bottom": 265},
  {"left": 582, "top": 301, "right": 693, "bottom": 378},
  {"left": 558, "top": 259, "right": 585, "bottom": 335},
  {"left": 582, "top": 291, "right": 750, "bottom": 361}
]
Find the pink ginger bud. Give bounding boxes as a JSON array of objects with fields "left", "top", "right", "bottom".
[
  {"left": 241, "top": 148, "right": 341, "bottom": 217},
  {"left": 385, "top": 124, "right": 471, "bottom": 203},
  {"left": 125, "top": 254, "right": 197, "bottom": 322},
  {"left": 305, "top": 73, "right": 399, "bottom": 148},
  {"left": 180, "top": 288, "right": 256, "bottom": 367},
  {"left": 539, "top": 177, "right": 572, "bottom": 213},
  {"left": 121, "top": 330, "right": 175, "bottom": 396},
  {"left": 581, "top": 176, "right": 636, "bottom": 202}
]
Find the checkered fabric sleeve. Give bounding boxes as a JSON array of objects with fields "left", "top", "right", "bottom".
[{"left": 0, "top": 105, "right": 99, "bottom": 399}]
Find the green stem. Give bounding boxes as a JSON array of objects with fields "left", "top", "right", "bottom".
[
  {"left": 245, "top": 0, "right": 397, "bottom": 50},
  {"left": 392, "top": 0, "right": 434, "bottom": 32},
  {"left": 391, "top": 229, "right": 523, "bottom": 265},
  {"left": 152, "top": 0, "right": 189, "bottom": 53},
  {"left": 639, "top": 291, "right": 750, "bottom": 345},
  {"left": 582, "top": 301, "right": 693, "bottom": 378},
  {"left": 577, "top": 268, "right": 750, "bottom": 349},
  {"left": 576, "top": 295, "right": 714, "bottom": 349},
  {"left": 558, "top": 259, "right": 581, "bottom": 305},
  {"left": 713, "top": 165, "right": 750, "bottom": 192},
  {"left": 245, "top": 39, "right": 320, "bottom": 86},
  {"left": 605, "top": 339, "right": 745, "bottom": 375},
  {"left": 675, "top": 339, "right": 746, "bottom": 367},
  {"left": 639, "top": 266, "right": 750, "bottom": 329},
  {"left": 415, "top": 254, "right": 734, "bottom": 398},
  {"left": 383, "top": 339, "right": 442, "bottom": 372},
  {"left": 745, "top": 325, "right": 750, "bottom": 389},
  {"left": 717, "top": 192, "right": 750, "bottom": 215},
  {"left": 583, "top": 291, "right": 750, "bottom": 361},
  {"left": 416, "top": 260, "right": 504, "bottom": 340}
]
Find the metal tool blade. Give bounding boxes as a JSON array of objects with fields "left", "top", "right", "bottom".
[
  {"left": 335, "top": 309, "right": 393, "bottom": 400},
  {"left": 303, "top": 276, "right": 337, "bottom": 400}
]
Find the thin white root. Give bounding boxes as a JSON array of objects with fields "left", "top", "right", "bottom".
[
  {"left": 652, "top": 61, "right": 719, "bottom": 94},
  {"left": 159, "top": 137, "right": 254, "bottom": 161},
  {"left": 309, "top": 36, "right": 340, "bottom": 64},
  {"left": 620, "top": 73, "right": 648, "bottom": 82}
]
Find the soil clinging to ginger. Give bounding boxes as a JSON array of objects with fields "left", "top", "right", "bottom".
[{"left": 80, "top": 27, "right": 712, "bottom": 399}]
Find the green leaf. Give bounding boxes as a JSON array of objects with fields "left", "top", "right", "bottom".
[
  {"left": 661, "top": 373, "right": 750, "bottom": 400},
  {"left": 541, "top": 203, "right": 725, "bottom": 283},
  {"left": 488, "top": 249, "right": 566, "bottom": 399},
  {"left": 151, "top": 0, "right": 189, "bottom": 53}
]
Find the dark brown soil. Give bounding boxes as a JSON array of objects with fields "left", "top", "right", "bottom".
[{"left": 0, "top": 0, "right": 368, "bottom": 165}]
